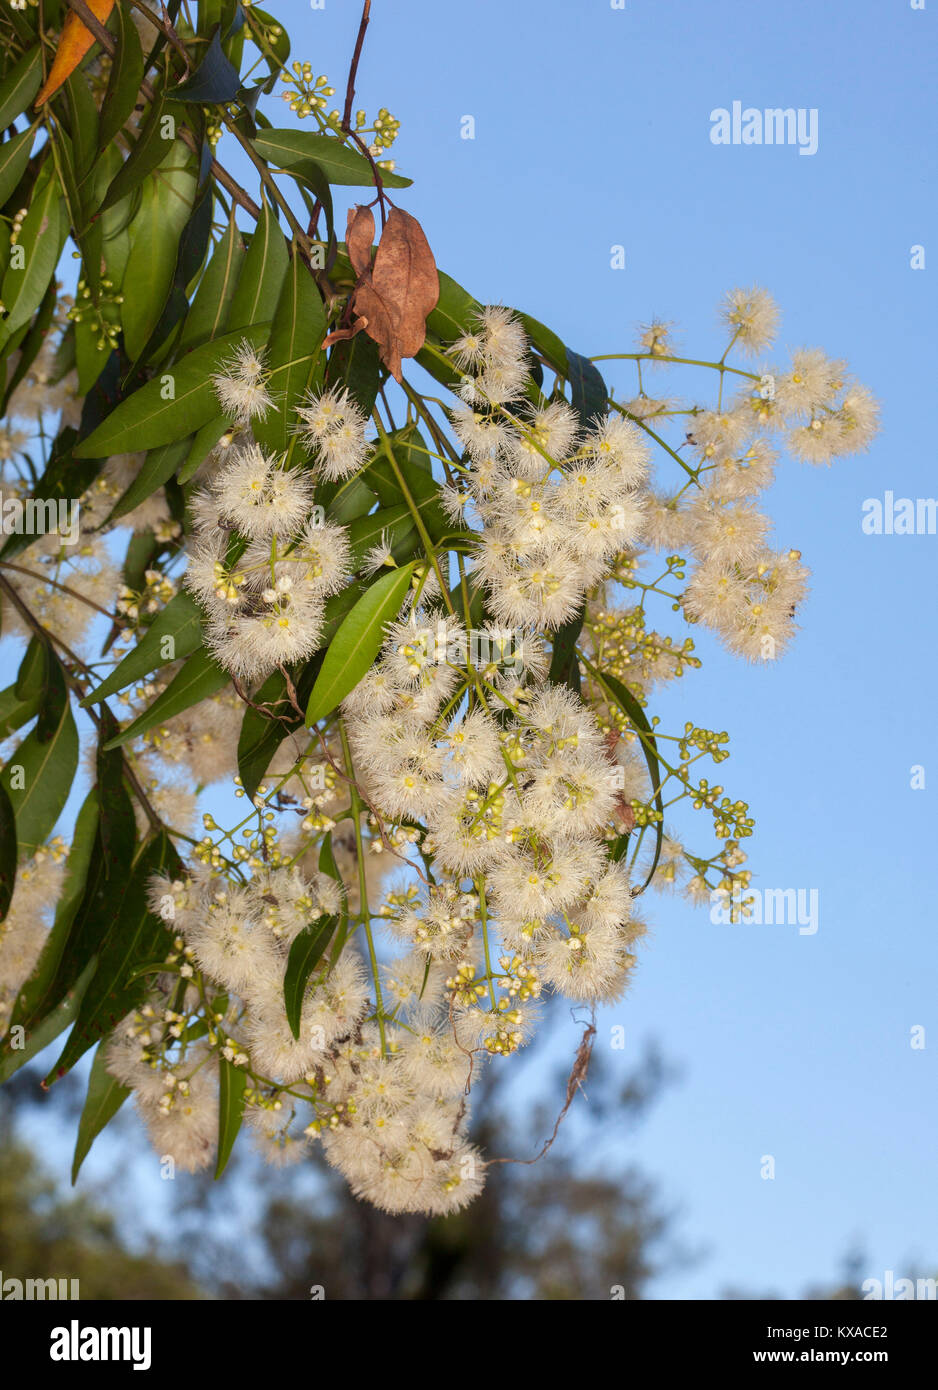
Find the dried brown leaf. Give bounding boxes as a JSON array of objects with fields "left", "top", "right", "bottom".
[
  {"left": 352, "top": 207, "right": 439, "bottom": 382},
  {"left": 345, "top": 204, "right": 375, "bottom": 280}
]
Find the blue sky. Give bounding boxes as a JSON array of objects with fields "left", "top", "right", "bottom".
[{"left": 9, "top": 0, "right": 937, "bottom": 1298}]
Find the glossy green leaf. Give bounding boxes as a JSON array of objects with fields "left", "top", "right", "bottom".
[
  {"left": 71, "top": 1042, "right": 130, "bottom": 1183},
  {"left": 214, "top": 1056, "right": 247, "bottom": 1178},
  {"left": 253, "top": 243, "right": 326, "bottom": 454},
  {"left": 253, "top": 128, "right": 412, "bottom": 189},
  {"left": 177, "top": 212, "right": 245, "bottom": 351},
  {"left": 98, "top": 2, "right": 145, "bottom": 151},
  {"left": 0, "top": 165, "right": 68, "bottom": 340},
  {"left": 74, "top": 323, "right": 270, "bottom": 457},
  {"left": 0, "top": 960, "right": 95, "bottom": 1085},
  {"left": 47, "top": 832, "right": 179, "bottom": 1080},
  {"left": 226, "top": 193, "right": 288, "bottom": 331},
  {"left": 0, "top": 125, "right": 36, "bottom": 209},
  {"left": 283, "top": 913, "right": 338, "bottom": 1039},
  {"left": 103, "top": 647, "right": 228, "bottom": 750},
  {"left": 105, "top": 435, "right": 192, "bottom": 523},
  {"left": 0, "top": 48, "right": 42, "bottom": 128},
  {"left": 97, "top": 92, "right": 183, "bottom": 216},
  {"left": 122, "top": 153, "right": 198, "bottom": 360},
  {"left": 0, "top": 681, "right": 77, "bottom": 859},
  {"left": 584, "top": 661, "right": 665, "bottom": 891},
  {"left": 305, "top": 562, "right": 416, "bottom": 726},
  {"left": 177, "top": 413, "right": 228, "bottom": 483}
]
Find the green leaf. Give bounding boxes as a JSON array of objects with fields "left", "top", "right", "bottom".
[
  {"left": 548, "top": 609, "right": 585, "bottom": 696},
  {"left": 226, "top": 193, "right": 288, "bottom": 331},
  {"left": 47, "top": 831, "right": 179, "bottom": 1080},
  {"left": 347, "top": 503, "right": 414, "bottom": 566},
  {"left": 214, "top": 1056, "right": 247, "bottom": 1178},
  {"left": 0, "top": 125, "right": 36, "bottom": 209},
  {"left": 0, "top": 165, "right": 68, "bottom": 340},
  {"left": 9, "top": 789, "right": 100, "bottom": 1032},
  {"left": 105, "top": 435, "right": 192, "bottom": 523},
  {"left": 121, "top": 153, "right": 198, "bottom": 361},
  {"left": 0, "top": 48, "right": 42, "bottom": 129},
  {"left": 253, "top": 243, "right": 326, "bottom": 455},
  {"left": 0, "top": 671, "right": 42, "bottom": 739},
  {"left": 103, "top": 648, "right": 228, "bottom": 750},
  {"left": 583, "top": 661, "right": 665, "bottom": 891},
  {"left": 426, "top": 269, "right": 480, "bottom": 340},
  {"left": 283, "top": 913, "right": 338, "bottom": 1039},
  {"left": 74, "top": 323, "right": 270, "bottom": 457},
  {"left": 235, "top": 586, "right": 363, "bottom": 799},
  {"left": 0, "top": 678, "right": 77, "bottom": 859},
  {"left": 0, "top": 780, "right": 16, "bottom": 922},
  {"left": 235, "top": 667, "right": 293, "bottom": 803},
  {"left": 97, "top": 92, "right": 184, "bottom": 216},
  {"left": 172, "top": 28, "right": 241, "bottom": 104},
  {"left": 305, "top": 562, "right": 416, "bottom": 725},
  {"left": 71, "top": 1042, "right": 130, "bottom": 1183},
  {"left": 324, "top": 330, "right": 381, "bottom": 414},
  {"left": 253, "top": 128, "right": 412, "bottom": 189},
  {"left": 84, "top": 592, "right": 205, "bottom": 705},
  {"left": 97, "top": 2, "right": 145, "bottom": 151},
  {"left": 177, "top": 413, "right": 228, "bottom": 483},
  {"left": 0, "top": 961, "right": 95, "bottom": 1084},
  {"left": 177, "top": 211, "right": 246, "bottom": 352}
]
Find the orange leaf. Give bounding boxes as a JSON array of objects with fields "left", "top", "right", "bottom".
[
  {"left": 351, "top": 207, "right": 438, "bottom": 383},
  {"left": 35, "top": 0, "right": 117, "bottom": 109}
]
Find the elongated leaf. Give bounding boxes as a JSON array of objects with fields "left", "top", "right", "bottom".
[
  {"left": 0, "top": 679, "right": 41, "bottom": 739},
  {"left": 103, "top": 647, "right": 228, "bottom": 750},
  {"left": 284, "top": 913, "right": 338, "bottom": 1038},
  {"left": 97, "top": 92, "right": 183, "bottom": 215},
  {"left": 584, "top": 661, "right": 665, "bottom": 891},
  {"left": 178, "top": 413, "right": 228, "bottom": 483},
  {"left": 71, "top": 1042, "right": 130, "bottom": 1183},
  {"left": 0, "top": 49, "right": 42, "bottom": 128},
  {"left": 177, "top": 212, "right": 246, "bottom": 351},
  {"left": 253, "top": 245, "right": 326, "bottom": 454},
  {"left": 306, "top": 562, "right": 416, "bottom": 725},
  {"left": 253, "top": 128, "right": 412, "bottom": 189},
  {"left": 84, "top": 592, "right": 204, "bottom": 705},
  {"left": 0, "top": 961, "right": 95, "bottom": 1084},
  {"left": 214, "top": 1055, "right": 247, "bottom": 1178},
  {"left": 236, "top": 585, "right": 363, "bottom": 799},
  {"left": 0, "top": 167, "right": 68, "bottom": 340},
  {"left": 15, "top": 725, "right": 136, "bottom": 1035},
  {"left": 97, "top": 1, "right": 145, "bottom": 150},
  {"left": 347, "top": 502, "right": 414, "bottom": 565},
  {"left": 0, "top": 125, "right": 36, "bottom": 208},
  {"left": 0, "top": 780, "right": 16, "bottom": 921},
  {"left": 74, "top": 323, "right": 270, "bottom": 457},
  {"left": 0, "top": 686, "right": 78, "bottom": 859},
  {"left": 105, "top": 434, "right": 192, "bottom": 523},
  {"left": 226, "top": 194, "right": 288, "bottom": 331},
  {"left": 122, "top": 154, "right": 197, "bottom": 360},
  {"left": 9, "top": 789, "right": 100, "bottom": 1031},
  {"left": 47, "top": 831, "right": 179, "bottom": 1079}
]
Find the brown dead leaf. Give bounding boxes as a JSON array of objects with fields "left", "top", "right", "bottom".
[
  {"left": 322, "top": 316, "right": 368, "bottom": 350},
  {"left": 345, "top": 204, "right": 375, "bottom": 279},
  {"left": 352, "top": 207, "right": 439, "bottom": 382}
]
